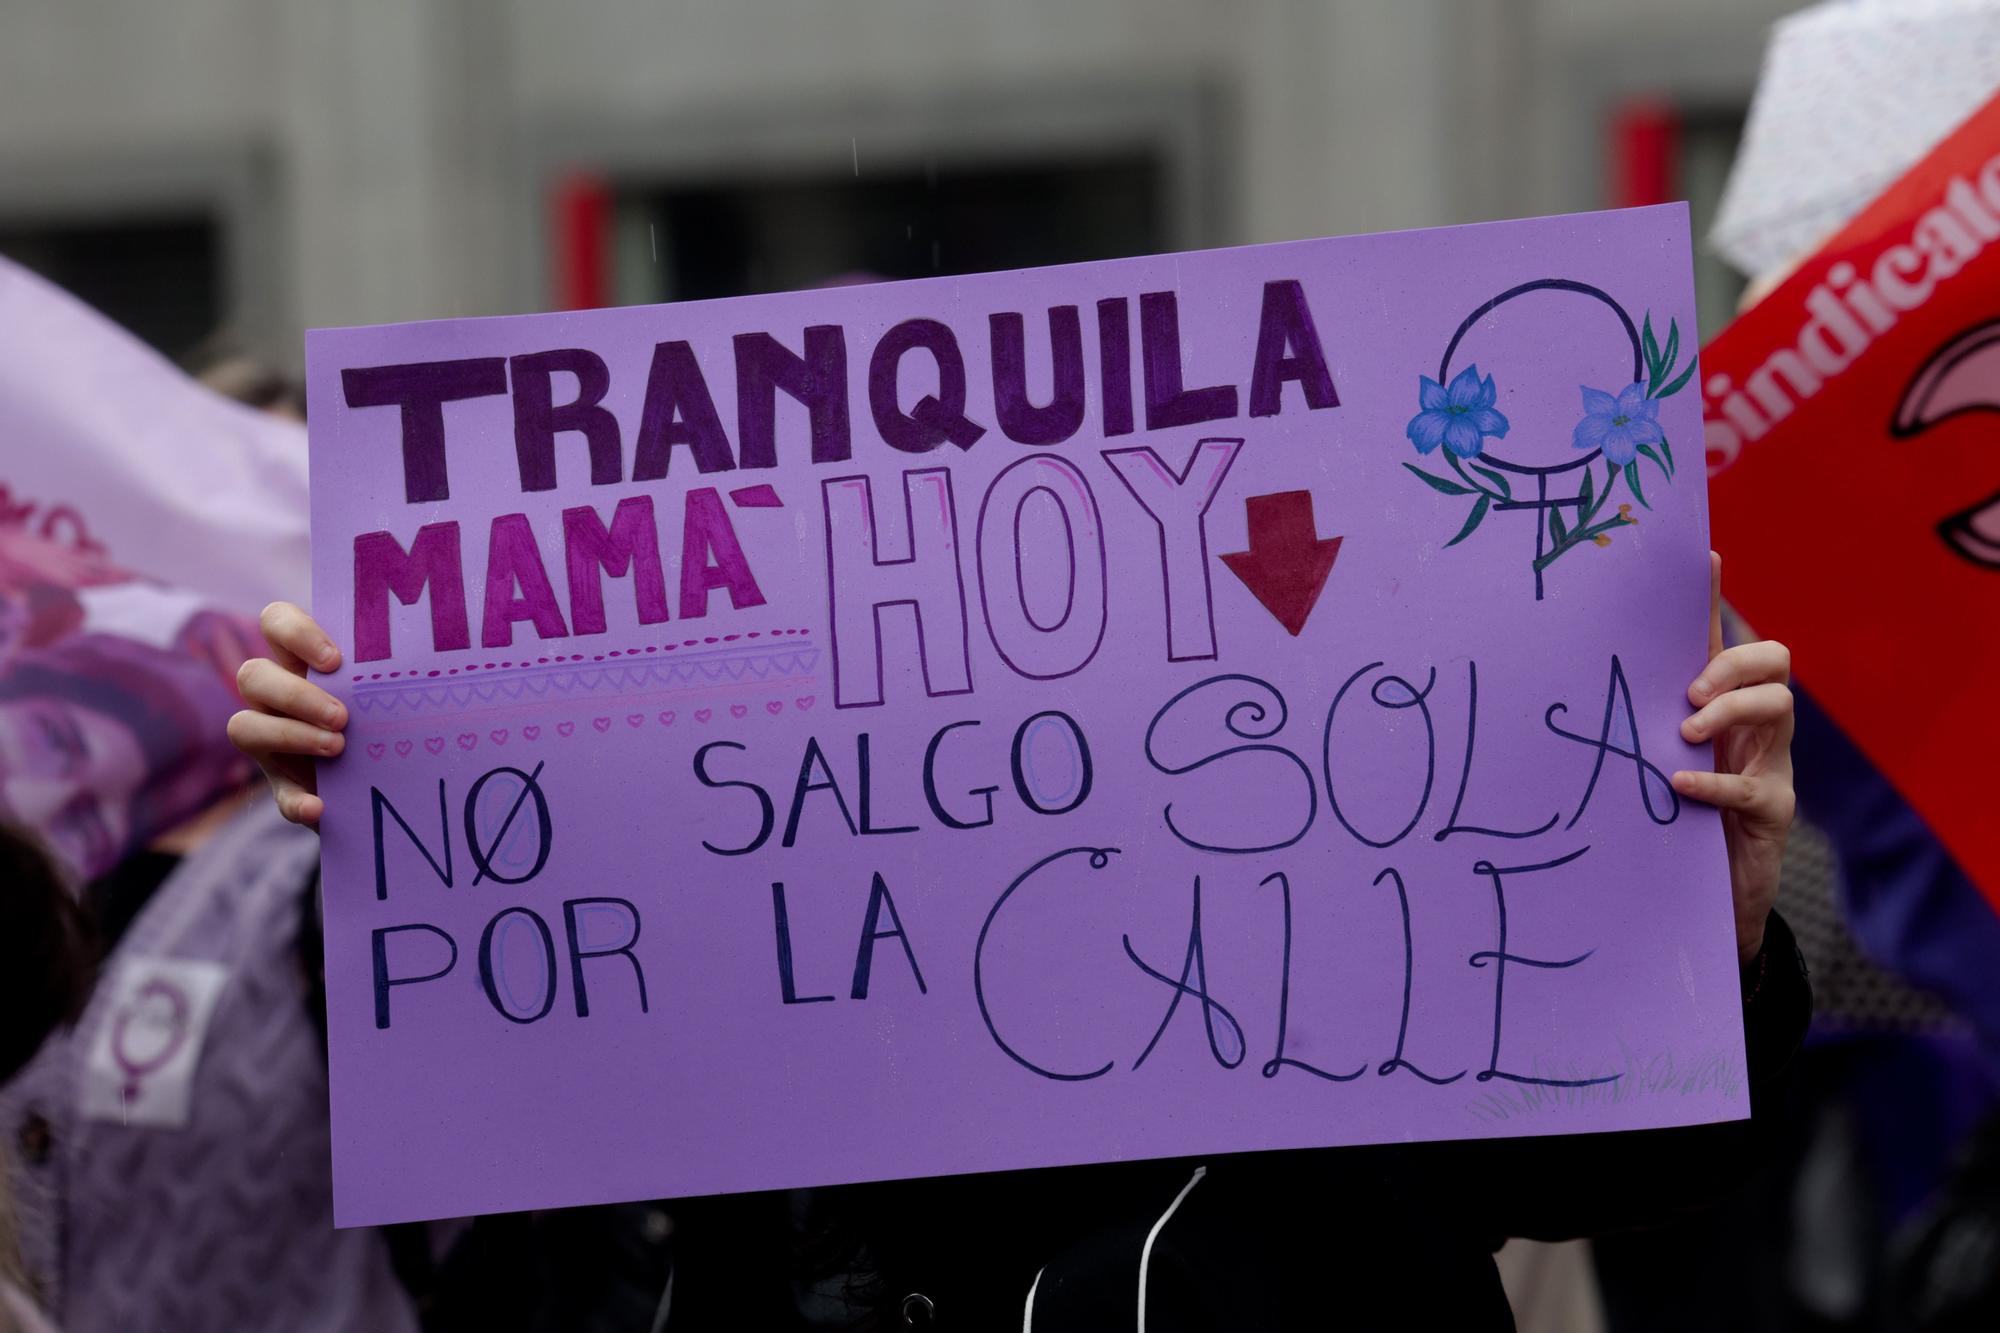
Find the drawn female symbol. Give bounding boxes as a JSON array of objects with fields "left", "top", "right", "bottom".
[
  {"left": 109, "top": 977, "right": 193, "bottom": 1102},
  {"left": 1401, "top": 278, "right": 1690, "bottom": 600}
]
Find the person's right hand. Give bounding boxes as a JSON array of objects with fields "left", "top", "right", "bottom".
[{"left": 226, "top": 601, "right": 346, "bottom": 826}]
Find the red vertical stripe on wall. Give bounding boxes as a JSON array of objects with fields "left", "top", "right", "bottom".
[
  {"left": 1611, "top": 100, "right": 1681, "bottom": 208},
  {"left": 552, "top": 171, "right": 613, "bottom": 310}
]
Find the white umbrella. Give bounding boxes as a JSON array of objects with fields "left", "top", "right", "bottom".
[{"left": 1711, "top": 0, "right": 2000, "bottom": 281}]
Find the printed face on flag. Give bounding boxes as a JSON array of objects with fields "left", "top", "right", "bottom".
[
  {"left": 0, "top": 255, "right": 311, "bottom": 883},
  {"left": 0, "top": 526, "right": 256, "bottom": 882}
]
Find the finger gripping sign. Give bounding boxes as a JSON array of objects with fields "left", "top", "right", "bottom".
[{"left": 308, "top": 204, "right": 1741, "bottom": 1227}]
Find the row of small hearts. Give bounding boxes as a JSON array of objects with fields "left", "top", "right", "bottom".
[{"left": 362, "top": 697, "right": 817, "bottom": 759}]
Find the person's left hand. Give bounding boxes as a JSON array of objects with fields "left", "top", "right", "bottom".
[{"left": 1671, "top": 552, "right": 1795, "bottom": 965}]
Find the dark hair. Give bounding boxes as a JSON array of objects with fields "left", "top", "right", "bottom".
[
  {"left": 186, "top": 340, "right": 307, "bottom": 420},
  {"left": 0, "top": 824, "right": 92, "bottom": 1081}
]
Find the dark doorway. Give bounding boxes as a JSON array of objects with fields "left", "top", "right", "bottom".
[
  {"left": 620, "top": 155, "right": 1165, "bottom": 303},
  {"left": 0, "top": 215, "right": 224, "bottom": 359}
]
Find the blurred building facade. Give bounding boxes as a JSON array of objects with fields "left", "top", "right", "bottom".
[{"left": 0, "top": 0, "right": 1801, "bottom": 363}]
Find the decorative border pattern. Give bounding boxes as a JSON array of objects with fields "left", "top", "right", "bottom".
[
  {"left": 350, "top": 628, "right": 817, "bottom": 718},
  {"left": 358, "top": 691, "right": 820, "bottom": 762}
]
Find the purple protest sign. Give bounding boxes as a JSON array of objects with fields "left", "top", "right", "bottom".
[{"left": 307, "top": 204, "right": 1742, "bottom": 1228}]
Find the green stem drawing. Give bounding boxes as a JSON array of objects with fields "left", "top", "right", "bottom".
[
  {"left": 1401, "top": 307, "right": 1690, "bottom": 591},
  {"left": 1445, "top": 452, "right": 1506, "bottom": 500},
  {"left": 1533, "top": 461, "right": 1636, "bottom": 573}
]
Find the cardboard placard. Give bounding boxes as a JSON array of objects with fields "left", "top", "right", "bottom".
[{"left": 307, "top": 204, "right": 1740, "bottom": 1226}]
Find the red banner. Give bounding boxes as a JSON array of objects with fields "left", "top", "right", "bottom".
[{"left": 1706, "top": 91, "right": 2000, "bottom": 912}]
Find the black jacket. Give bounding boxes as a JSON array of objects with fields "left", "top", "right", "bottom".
[
  {"left": 852, "top": 908, "right": 1808, "bottom": 1320},
  {"left": 433, "top": 913, "right": 1811, "bottom": 1333}
]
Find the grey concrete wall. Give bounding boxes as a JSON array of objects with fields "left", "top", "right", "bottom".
[{"left": 0, "top": 0, "right": 1804, "bottom": 360}]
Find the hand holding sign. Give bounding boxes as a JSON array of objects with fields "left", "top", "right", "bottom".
[
  {"left": 1670, "top": 554, "right": 1795, "bottom": 964},
  {"left": 292, "top": 205, "right": 1768, "bottom": 1227},
  {"left": 227, "top": 600, "right": 348, "bottom": 825}
]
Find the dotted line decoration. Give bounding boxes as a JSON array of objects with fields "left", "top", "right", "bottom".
[
  {"left": 350, "top": 627, "right": 812, "bottom": 682},
  {"left": 358, "top": 691, "right": 821, "bottom": 760}
]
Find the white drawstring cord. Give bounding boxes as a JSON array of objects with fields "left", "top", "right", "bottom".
[
  {"left": 1137, "top": 1166, "right": 1206, "bottom": 1333},
  {"left": 1022, "top": 1266, "right": 1044, "bottom": 1330},
  {"left": 648, "top": 1261, "right": 674, "bottom": 1333}
]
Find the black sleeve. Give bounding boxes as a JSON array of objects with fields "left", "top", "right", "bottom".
[
  {"left": 295, "top": 866, "right": 329, "bottom": 1052},
  {"left": 1428, "top": 909, "right": 1812, "bottom": 1244}
]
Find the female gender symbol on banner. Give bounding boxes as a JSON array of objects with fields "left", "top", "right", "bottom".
[
  {"left": 109, "top": 976, "right": 194, "bottom": 1102},
  {"left": 1401, "top": 279, "right": 1691, "bottom": 600}
]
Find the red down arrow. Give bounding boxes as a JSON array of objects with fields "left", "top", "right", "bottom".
[{"left": 1219, "top": 490, "right": 1343, "bottom": 636}]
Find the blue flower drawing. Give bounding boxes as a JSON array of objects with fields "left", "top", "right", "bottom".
[
  {"left": 1572, "top": 381, "right": 1664, "bottom": 466},
  {"left": 1406, "top": 364, "right": 1509, "bottom": 459}
]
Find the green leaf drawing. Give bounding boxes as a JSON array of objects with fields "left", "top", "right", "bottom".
[
  {"left": 1403, "top": 463, "right": 1473, "bottom": 496},
  {"left": 1643, "top": 314, "right": 1661, "bottom": 385},
  {"left": 1659, "top": 433, "right": 1677, "bottom": 475},
  {"left": 1637, "top": 444, "right": 1671, "bottom": 480},
  {"left": 1471, "top": 463, "right": 1512, "bottom": 498},
  {"left": 1445, "top": 495, "right": 1491, "bottom": 548},
  {"left": 1550, "top": 505, "right": 1569, "bottom": 546},
  {"left": 1579, "top": 466, "right": 1596, "bottom": 517},
  {"left": 1657, "top": 358, "right": 1697, "bottom": 398},
  {"left": 1663, "top": 320, "right": 1681, "bottom": 382},
  {"left": 1445, "top": 452, "right": 1485, "bottom": 496},
  {"left": 1624, "top": 461, "right": 1650, "bottom": 510}
]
